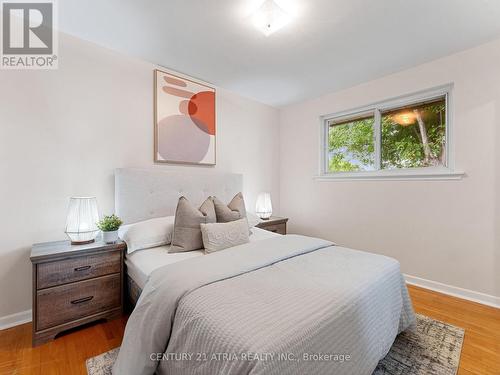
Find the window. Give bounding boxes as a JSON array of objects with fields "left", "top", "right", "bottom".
[
  {"left": 328, "top": 114, "right": 375, "bottom": 172},
  {"left": 381, "top": 98, "right": 446, "bottom": 170},
  {"left": 320, "top": 85, "right": 462, "bottom": 180}
]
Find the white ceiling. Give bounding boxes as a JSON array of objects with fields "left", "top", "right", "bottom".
[{"left": 59, "top": 0, "right": 500, "bottom": 107}]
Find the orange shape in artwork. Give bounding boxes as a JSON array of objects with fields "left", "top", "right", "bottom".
[
  {"left": 179, "top": 100, "right": 198, "bottom": 116},
  {"left": 188, "top": 91, "right": 215, "bottom": 135}
]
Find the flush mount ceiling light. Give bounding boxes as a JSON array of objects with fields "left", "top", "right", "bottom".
[{"left": 252, "top": 0, "right": 291, "bottom": 36}]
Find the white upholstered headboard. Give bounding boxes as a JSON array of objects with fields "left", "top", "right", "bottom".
[{"left": 115, "top": 168, "right": 243, "bottom": 224}]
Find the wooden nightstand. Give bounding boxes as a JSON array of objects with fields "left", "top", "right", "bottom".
[
  {"left": 255, "top": 216, "right": 289, "bottom": 235},
  {"left": 30, "top": 240, "right": 126, "bottom": 346}
]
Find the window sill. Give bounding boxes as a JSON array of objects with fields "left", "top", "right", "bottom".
[{"left": 314, "top": 169, "right": 465, "bottom": 181}]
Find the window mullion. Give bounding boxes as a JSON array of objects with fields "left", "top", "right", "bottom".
[
  {"left": 323, "top": 121, "right": 328, "bottom": 174},
  {"left": 374, "top": 109, "right": 381, "bottom": 170}
]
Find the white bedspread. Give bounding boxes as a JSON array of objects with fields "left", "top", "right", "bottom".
[
  {"left": 114, "top": 235, "right": 415, "bottom": 375},
  {"left": 125, "top": 227, "right": 279, "bottom": 288}
]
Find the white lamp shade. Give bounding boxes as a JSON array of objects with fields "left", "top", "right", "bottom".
[
  {"left": 65, "top": 197, "right": 100, "bottom": 244},
  {"left": 256, "top": 192, "right": 273, "bottom": 219}
]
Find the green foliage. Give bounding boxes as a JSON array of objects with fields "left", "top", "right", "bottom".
[
  {"left": 328, "top": 118, "right": 374, "bottom": 172},
  {"left": 381, "top": 103, "right": 445, "bottom": 169},
  {"left": 96, "top": 214, "right": 123, "bottom": 232},
  {"left": 328, "top": 101, "right": 446, "bottom": 172}
]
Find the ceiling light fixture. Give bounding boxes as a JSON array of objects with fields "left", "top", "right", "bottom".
[{"left": 252, "top": 0, "right": 291, "bottom": 36}]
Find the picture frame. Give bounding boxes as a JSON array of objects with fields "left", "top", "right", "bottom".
[{"left": 154, "top": 68, "right": 216, "bottom": 165}]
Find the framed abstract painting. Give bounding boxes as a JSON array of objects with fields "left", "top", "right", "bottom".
[{"left": 154, "top": 69, "right": 216, "bottom": 165}]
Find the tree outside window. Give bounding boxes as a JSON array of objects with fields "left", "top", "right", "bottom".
[{"left": 327, "top": 96, "right": 446, "bottom": 173}]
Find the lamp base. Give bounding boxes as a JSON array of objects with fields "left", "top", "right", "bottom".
[{"left": 71, "top": 239, "right": 95, "bottom": 245}]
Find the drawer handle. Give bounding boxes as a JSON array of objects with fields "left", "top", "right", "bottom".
[
  {"left": 70, "top": 296, "right": 94, "bottom": 304},
  {"left": 74, "top": 265, "right": 91, "bottom": 272},
  {"left": 270, "top": 229, "right": 278, "bottom": 233}
]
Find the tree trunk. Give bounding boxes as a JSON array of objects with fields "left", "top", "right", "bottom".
[{"left": 414, "top": 109, "right": 435, "bottom": 166}]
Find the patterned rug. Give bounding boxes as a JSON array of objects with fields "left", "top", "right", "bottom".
[{"left": 86, "top": 314, "right": 464, "bottom": 375}]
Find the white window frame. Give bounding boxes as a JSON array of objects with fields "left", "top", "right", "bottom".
[{"left": 317, "top": 84, "right": 464, "bottom": 181}]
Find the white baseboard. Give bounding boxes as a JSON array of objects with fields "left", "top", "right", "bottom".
[
  {"left": 0, "top": 309, "right": 32, "bottom": 331},
  {"left": 404, "top": 274, "right": 500, "bottom": 309}
]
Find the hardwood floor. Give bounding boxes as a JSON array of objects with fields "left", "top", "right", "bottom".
[
  {"left": 0, "top": 285, "right": 499, "bottom": 374},
  {"left": 409, "top": 285, "right": 500, "bottom": 375},
  {"left": 0, "top": 317, "right": 127, "bottom": 375}
]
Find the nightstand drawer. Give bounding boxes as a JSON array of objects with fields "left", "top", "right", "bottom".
[
  {"left": 37, "top": 251, "right": 121, "bottom": 289},
  {"left": 263, "top": 223, "right": 286, "bottom": 235},
  {"left": 36, "top": 274, "right": 121, "bottom": 331}
]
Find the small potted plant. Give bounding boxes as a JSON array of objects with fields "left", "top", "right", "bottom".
[{"left": 96, "top": 214, "right": 123, "bottom": 244}]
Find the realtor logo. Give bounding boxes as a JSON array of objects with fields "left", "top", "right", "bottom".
[{"left": 1, "top": 0, "right": 58, "bottom": 69}]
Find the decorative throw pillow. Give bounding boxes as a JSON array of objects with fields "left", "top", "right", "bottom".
[
  {"left": 201, "top": 218, "right": 250, "bottom": 254},
  {"left": 213, "top": 192, "right": 247, "bottom": 222},
  {"left": 169, "top": 196, "right": 216, "bottom": 253},
  {"left": 119, "top": 216, "right": 175, "bottom": 254}
]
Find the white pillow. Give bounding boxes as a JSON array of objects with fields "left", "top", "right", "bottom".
[
  {"left": 200, "top": 218, "right": 250, "bottom": 254},
  {"left": 246, "top": 212, "right": 262, "bottom": 228},
  {"left": 119, "top": 216, "right": 175, "bottom": 254}
]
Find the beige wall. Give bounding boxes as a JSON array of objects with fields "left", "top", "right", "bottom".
[
  {"left": 279, "top": 39, "right": 500, "bottom": 298},
  {"left": 0, "top": 33, "right": 280, "bottom": 318}
]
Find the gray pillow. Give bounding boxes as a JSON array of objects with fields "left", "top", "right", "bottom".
[
  {"left": 213, "top": 192, "right": 247, "bottom": 222},
  {"left": 201, "top": 218, "right": 250, "bottom": 253},
  {"left": 169, "top": 196, "right": 216, "bottom": 253}
]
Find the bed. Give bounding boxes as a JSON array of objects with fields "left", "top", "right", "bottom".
[
  {"left": 115, "top": 168, "right": 280, "bottom": 306},
  {"left": 124, "top": 227, "right": 280, "bottom": 305},
  {"left": 113, "top": 168, "right": 415, "bottom": 375}
]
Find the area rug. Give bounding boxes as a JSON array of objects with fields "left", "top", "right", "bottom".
[{"left": 86, "top": 314, "right": 464, "bottom": 375}]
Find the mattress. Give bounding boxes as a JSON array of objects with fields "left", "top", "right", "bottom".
[{"left": 125, "top": 227, "right": 280, "bottom": 289}]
